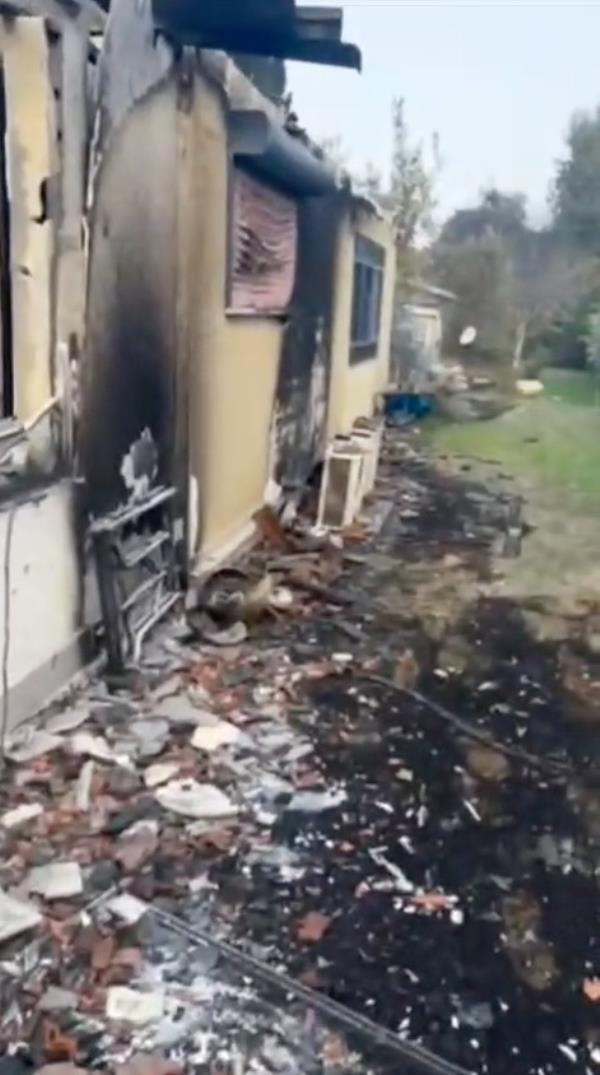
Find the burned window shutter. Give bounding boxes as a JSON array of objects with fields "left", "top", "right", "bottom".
[{"left": 231, "top": 170, "right": 297, "bottom": 314}]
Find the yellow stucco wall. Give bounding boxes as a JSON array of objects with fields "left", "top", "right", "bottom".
[
  {"left": 2, "top": 17, "right": 55, "bottom": 420},
  {"left": 328, "top": 207, "right": 396, "bottom": 438},
  {"left": 185, "top": 69, "right": 283, "bottom": 565}
]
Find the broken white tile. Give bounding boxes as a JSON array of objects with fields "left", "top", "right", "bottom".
[
  {"left": 152, "top": 674, "right": 183, "bottom": 702},
  {"left": 106, "top": 893, "right": 148, "bottom": 925},
  {"left": 0, "top": 959, "right": 22, "bottom": 977},
  {"left": 156, "top": 779, "right": 238, "bottom": 820},
  {"left": 188, "top": 874, "right": 217, "bottom": 895},
  {"left": 155, "top": 695, "right": 207, "bottom": 726},
  {"left": 38, "top": 986, "right": 78, "bottom": 1012},
  {"left": 396, "top": 768, "right": 414, "bottom": 783},
  {"left": 26, "top": 862, "right": 83, "bottom": 900},
  {"left": 0, "top": 889, "right": 42, "bottom": 942},
  {"left": 270, "top": 587, "right": 294, "bottom": 610},
  {"left": 190, "top": 721, "right": 240, "bottom": 753},
  {"left": 144, "top": 761, "right": 180, "bottom": 789},
  {"left": 106, "top": 986, "right": 164, "bottom": 1025},
  {"left": 253, "top": 686, "right": 275, "bottom": 706},
  {"left": 464, "top": 800, "right": 482, "bottom": 823},
  {"left": 203, "top": 621, "right": 247, "bottom": 646},
  {"left": 44, "top": 706, "right": 89, "bottom": 734},
  {"left": 1, "top": 803, "right": 43, "bottom": 829},
  {"left": 286, "top": 788, "right": 347, "bottom": 813},
  {"left": 69, "top": 731, "right": 118, "bottom": 763},
  {"left": 131, "top": 718, "right": 169, "bottom": 743},
  {"left": 6, "top": 729, "right": 62, "bottom": 763},
  {"left": 75, "top": 760, "right": 95, "bottom": 811},
  {"left": 119, "top": 818, "right": 159, "bottom": 842},
  {"left": 370, "top": 849, "right": 414, "bottom": 893}
]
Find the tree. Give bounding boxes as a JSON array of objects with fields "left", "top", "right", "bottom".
[
  {"left": 387, "top": 97, "right": 440, "bottom": 250},
  {"left": 359, "top": 161, "right": 383, "bottom": 199},
  {"left": 440, "top": 188, "right": 527, "bottom": 246},
  {"left": 433, "top": 233, "right": 516, "bottom": 360},
  {"left": 433, "top": 185, "right": 599, "bottom": 369},
  {"left": 317, "top": 99, "right": 440, "bottom": 285},
  {"left": 552, "top": 107, "right": 600, "bottom": 252},
  {"left": 584, "top": 307, "right": 600, "bottom": 401},
  {"left": 511, "top": 237, "right": 597, "bottom": 369}
]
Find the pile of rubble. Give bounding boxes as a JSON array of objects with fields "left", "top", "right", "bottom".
[{"left": 1, "top": 437, "right": 600, "bottom": 1075}]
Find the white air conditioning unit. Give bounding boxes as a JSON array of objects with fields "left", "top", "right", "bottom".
[
  {"left": 352, "top": 422, "right": 383, "bottom": 498},
  {"left": 317, "top": 439, "right": 365, "bottom": 530}
]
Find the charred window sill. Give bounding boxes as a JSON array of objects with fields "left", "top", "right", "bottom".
[
  {"left": 0, "top": 402, "right": 67, "bottom": 508},
  {"left": 350, "top": 341, "right": 379, "bottom": 364},
  {"left": 225, "top": 307, "right": 290, "bottom": 323},
  {"left": 0, "top": 469, "right": 73, "bottom": 512}
]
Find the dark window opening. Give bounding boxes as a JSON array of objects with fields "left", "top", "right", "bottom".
[{"left": 350, "top": 235, "right": 385, "bottom": 364}]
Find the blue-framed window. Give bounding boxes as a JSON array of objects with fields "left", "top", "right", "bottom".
[{"left": 350, "top": 235, "right": 385, "bottom": 363}]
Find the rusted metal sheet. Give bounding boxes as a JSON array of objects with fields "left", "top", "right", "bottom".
[
  {"left": 274, "top": 192, "right": 343, "bottom": 491},
  {"left": 230, "top": 169, "right": 297, "bottom": 314}
]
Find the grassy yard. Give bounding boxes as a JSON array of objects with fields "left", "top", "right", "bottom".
[
  {"left": 542, "top": 367, "right": 600, "bottom": 407},
  {"left": 426, "top": 371, "right": 600, "bottom": 506}
]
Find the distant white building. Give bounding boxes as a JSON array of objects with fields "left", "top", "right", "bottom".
[{"left": 391, "top": 282, "right": 456, "bottom": 391}]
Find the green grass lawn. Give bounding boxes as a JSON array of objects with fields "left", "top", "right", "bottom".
[
  {"left": 426, "top": 374, "right": 600, "bottom": 507},
  {"left": 541, "top": 368, "right": 600, "bottom": 407}
]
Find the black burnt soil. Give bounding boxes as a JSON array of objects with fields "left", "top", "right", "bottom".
[{"left": 211, "top": 447, "right": 600, "bottom": 1075}]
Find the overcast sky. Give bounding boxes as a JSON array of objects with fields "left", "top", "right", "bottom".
[{"left": 288, "top": 1, "right": 600, "bottom": 228}]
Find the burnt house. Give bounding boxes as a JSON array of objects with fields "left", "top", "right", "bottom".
[{"left": 0, "top": 0, "right": 396, "bottom": 723}]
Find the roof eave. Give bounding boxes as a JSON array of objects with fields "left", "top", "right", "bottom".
[{"left": 151, "top": 0, "right": 361, "bottom": 71}]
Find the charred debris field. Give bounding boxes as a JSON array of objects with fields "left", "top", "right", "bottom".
[
  {"left": 206, "top": 441, "right": 600, "bottom": 1075},
  {"left": 1, "top": 436, "right": 600, "bottom": 1075}
]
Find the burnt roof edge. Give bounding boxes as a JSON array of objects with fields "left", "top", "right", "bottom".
[
  {"left": 151, "top": 0, "right": 361, "bottom": 71},
  {"left": 229, "top": 109, "right": 337, "bottom": 197}
]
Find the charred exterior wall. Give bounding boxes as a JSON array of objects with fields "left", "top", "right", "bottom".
[
  {"left": 0, "top": 16, "right": 94, "bottom": 731},
  {"left": 274, "top": 193, "right": 343, "bottom": 492},
  {"left": 80, "top": 81, "right": 178, "bottom": 517}
]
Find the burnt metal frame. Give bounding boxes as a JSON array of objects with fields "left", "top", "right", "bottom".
[{"left": 90, "top": 486, "right": 179, "bottom": 674}]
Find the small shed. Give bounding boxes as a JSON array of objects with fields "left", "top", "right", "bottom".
[{"left": 391, "top": 281, "right": 456, "bottom": 391}]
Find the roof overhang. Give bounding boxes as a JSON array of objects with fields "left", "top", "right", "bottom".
[
  {"left": 230, "top": 109, "right": 337, "bottom": 197},
  {"left": 407, "top": 280, "right": 458, "bottom": 303},
  {"left": 151, "top": 0, "right": 361, "bottom": 70}
]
